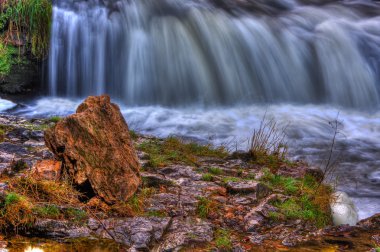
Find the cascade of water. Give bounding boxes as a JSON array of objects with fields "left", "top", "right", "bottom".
[{"left": 48, "top": 0, "right": 380, "bottom": 109}]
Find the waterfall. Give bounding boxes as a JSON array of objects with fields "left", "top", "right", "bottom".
[{"left": 48, "top": 0, "right": 380, "bottom": 109}]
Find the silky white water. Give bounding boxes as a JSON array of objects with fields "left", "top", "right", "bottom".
[{"left": 48, "top": 0, "right": 380, "bottom": 109}]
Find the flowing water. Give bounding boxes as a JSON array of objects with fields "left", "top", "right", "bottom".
[{"left": 7, "top": 0, "right": 380, "bottom": 220}]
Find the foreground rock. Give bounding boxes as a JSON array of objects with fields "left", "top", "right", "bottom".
[{"left": 45, "top": 95, "right": 141, "bottom": 204}]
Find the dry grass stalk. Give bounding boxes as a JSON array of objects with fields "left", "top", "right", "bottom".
[{"left": 250, "top": 114, "right": 288, "bottom": 160}]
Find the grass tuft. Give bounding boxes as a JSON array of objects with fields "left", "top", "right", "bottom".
[
  {"left": 201, "top": 173, "right": 214, "bottom": 182},
  {"left": 0, "top": 192, "right": 35, "bottom": 231},
  {"left": 214, "top": 229, "right": 233, "bottom": 250},
  {"left": 49, "top": 116, "right": 61, "bottom": 123},
  {"left": 196, "top": 197, "right": 216, "bottom": 219},
  {"left": 208, "top": 167, "right": 223, "bottom": 175}
]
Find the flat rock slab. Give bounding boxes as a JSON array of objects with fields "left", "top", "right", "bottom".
[
  {"left": 30, "top": 219, "right": 91, "bottom": 238},
  {"left": 88, "top": 217, "right": 171, "bottom": 249},
  {"left": 153, "top": 217, "right": 214, "bottom": 252},
  {"left": 226, "top": 181, "right": 271, "bottom": 199}
]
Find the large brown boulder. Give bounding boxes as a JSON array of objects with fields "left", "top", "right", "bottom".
[{"left": 45, "top": 95, "right": 141, "bottom": 204}]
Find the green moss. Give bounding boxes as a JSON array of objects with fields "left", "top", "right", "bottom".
[
  {"left": 214, "top": 229, "right": 233, "bottom": 250},
  {"left": 222, "top": 176, "right": 240, "bottom": 184},
  {"left": 34, "top": 205, "right": 61, "bottom": 219},
  {"left": 138, "top": 137, "right": 227, "bottom": 168},
  {"left": 208, "top": 167, "right": 222, "bottom": 175},
  {"left": 201, "top": 173, "right": 214, "bottom": 182},
  {"left": 4, "top": 192, "right": 21, "bottom": 206},
  {"left": 65, "top": 208, "right": 87, "bottom": 223},
  {"left": 49, "top": 116, "right": 61, "bottom": 123},
  {"left": 0, "top": 192, "right": 35, "bottom": 231}
]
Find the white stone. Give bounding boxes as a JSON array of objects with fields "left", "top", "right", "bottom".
[{"left": 331, "top": 191, "right": 358, "bottom": 226}]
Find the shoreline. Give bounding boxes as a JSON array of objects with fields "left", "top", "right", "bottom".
[{"left": 0, "top": 110, "right": 378, "bottom": 251}]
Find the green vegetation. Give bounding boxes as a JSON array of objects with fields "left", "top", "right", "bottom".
[
  {"left": 201, "top": 173, "right": 214, "bottom": 182},
  {"left": 375, "top": 248, "right": 380, "bottom": 252},
  {"left": 208, "top": 167, "right": 223, "bottom": 175},
  {"left": 11, "top": 159, "right": 28, "bottom": 172},
  {"left": 0, "top": 0, "right": 52, "bottom": 58},
  {"left": 34, "top": 204, "right": 61, "bottom": 219},
  {"left": 196, "top": 197, "right": 216, "bottom": 219},
  {"left": 7, "top": 176, "right": 81, "bottom": 205},
  {"left": 0, "top": 42, "right": 16, "bottom": 77},
  {"left": 138, "top": 137, "right": 227, "bottom": 168},
  {"left": 49, "top": 116, "right": 62, "bottom": 123},
  {"left": 261, "top": 169, "right": 332, "bottom": 227},
  {"left": 33, "top": 205, "right": 87, "bottom": 223},
  {"left": 261, "top": 169, "right": 298, "bottom": 194},
  {"left": 0, "top": 192, "right": 34, "bottom": 231},
  {"left": 111, "top": 187, "right": 156, "bottom": 217},
  {"left": 129, "top": 130, "right": 138, "bottom": 140},
  {"left": 222, "top": 176, "right": 240, "bottom": 184},
  {"left": 0, "top": 175, "right": 88, "bottom": 231},
  {"left": 214, "top": 229, "right": 233, "bottom": 251},
  {"left": 65, "top": 208, "right": 87, "bottom": 223}
]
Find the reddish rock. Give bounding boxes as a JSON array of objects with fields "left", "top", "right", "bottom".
[
  {"left": 45, "top": 95, "right": 141, "bottom": 204},
  {"left": 358, "top": 213, "right": 380, "bottom": 230},
  {"left": 33, "top": 160, "right": 62, "bottom": 180}
]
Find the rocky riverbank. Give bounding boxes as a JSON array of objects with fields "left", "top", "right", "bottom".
[{"left": 0, "top": 96, "right": 379, "bottom": 252}]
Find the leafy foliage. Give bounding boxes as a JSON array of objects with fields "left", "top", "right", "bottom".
[
  {"left": 0, "top": 42, "right": 15, "bottom": 76},
  {"left": 0, "top": 0, "right": 52, "bottom": 58}
]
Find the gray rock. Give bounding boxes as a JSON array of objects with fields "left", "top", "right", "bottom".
[
  {"left": 159, "top": 165, "right": 202, "bottom": 180},
  {"left": 142, "top": 172, "right": 175, "bottom": 187},
  {"left": 89, "top": 217, "right": 171, "bottom": 249},
  {"left": 30, "top": 219, "right": 91, "bottom": 238},
  {"left": 0, "top": 143, "right": 27, "bottom": 155},
  {"left": 226, "top": 181, "right": 271, "bottom": 199},
  {"left": 153, "top": 217, "right": 213, "bottom": 252},
  {"left": 28, "top": 130, "right": 45, "bottom": 141},
  {"left": 244, "top": 195, "right": 279, "bottom": 232}
]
